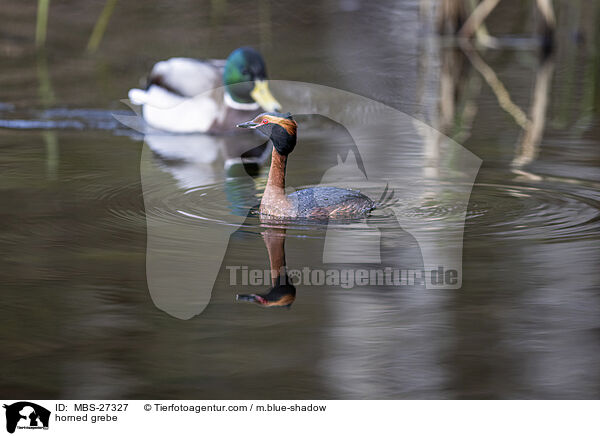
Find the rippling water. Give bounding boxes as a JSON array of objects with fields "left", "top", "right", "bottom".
[{"left": 1, "top": 0, "right": 599, "bottom": 399}]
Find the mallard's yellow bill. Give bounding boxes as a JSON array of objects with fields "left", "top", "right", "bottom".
[{"left": 251, "top": 80, "right": 281, "bottom": 112}]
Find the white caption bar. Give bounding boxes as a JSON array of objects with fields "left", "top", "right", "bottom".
[{"left": 1, "top": 400, "right": 598, "bottom": 435}]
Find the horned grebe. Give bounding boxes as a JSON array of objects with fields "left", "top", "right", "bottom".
[{"left": 238, "top": 112, "right": 375, "bottom": 219}]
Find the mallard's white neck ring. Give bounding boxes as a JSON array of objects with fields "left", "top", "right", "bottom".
[{"left": 224, "top": 92, "right": 260, "bottom": 111}]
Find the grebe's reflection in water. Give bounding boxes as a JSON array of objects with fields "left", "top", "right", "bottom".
[
  {"left": 236, "top": 227, "right": 296, "bottom": 308},
  {"left": 233, "top": 207, "right": 424, "bottom": 311}
]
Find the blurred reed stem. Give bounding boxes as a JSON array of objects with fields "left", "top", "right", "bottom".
[
  {"left": 459, "top": 0, "right": 500, "bottom": 39},
  {"left": 259, "top": 0, "right": 272, "bottom": 50},
  {"left": 36, "top": 50, "right": 59, "bottom": 179},
  {"left": 87, "top": 0, "right": 118, "bottom": 53},
  {"left": 36, "top": 51, "right": 56, "bottom": 106},
  {"left": 462, "top": 43, "right": 530, "bottom": 129},
  {"left": 43, "top": 131, "right": 59, "bottom": 179},
  {"left": 36, "top": 0, "right": 50, "bottom": 48}
]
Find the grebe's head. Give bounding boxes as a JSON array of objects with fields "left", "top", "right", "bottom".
[
  {"left": 236, "top": 276, "right": 296, "bottom": 309},
  {"left": 237, "top": 112, "right": 297, "bottom": 156},
  {"left": 223, "top": 47, "right": 281, "bottom": 111}
]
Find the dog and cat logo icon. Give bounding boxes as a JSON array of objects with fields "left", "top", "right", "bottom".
[{"left": 3, "top": 402, "right": 50, "bottom": 433}]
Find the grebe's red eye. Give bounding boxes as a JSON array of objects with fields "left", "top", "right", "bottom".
[{"left": 261, "top": 119, "right": 269, "bottom": 124}]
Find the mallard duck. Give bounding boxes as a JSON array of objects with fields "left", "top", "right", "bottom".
[{"left": 128, "top": 47, "right": 281, "bottom": 133}]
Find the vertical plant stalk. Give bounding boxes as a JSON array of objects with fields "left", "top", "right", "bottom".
[
  {"left": 43, "top": 131, "right": 59, "bottom": 179},
  {"left": 259, "top": 0, "right": 272, "bottom": 50},
  {"left": 36, "top": 0, "right": 50, "bottom": 48},
  {"left": 437, "top": 0, "right": 467, "bottom": 34},
  {"left": 466, "top": 0, "right": 498, "bottom": 47},
  {"left": 86, "top": 0, "right": 118, "bottom": 53},
  {"left": 512, "top": 59, "right": 555, "bottom": 168},
  {"left": 536, "top": 0, "right": 556, "bottom": 28},
  {"left": 462, "top": 43, "right": 530, "bottom": 129},
  {"left": 37, "top": 51, "right": 59, "bottom": 179},
  {"left": 207, "top": 0, "right": 227, "bottom": 50},
  {"left": 458, "top": 0, "right": 501, "bottom": 39},
  {"left": 36, "top": 51, "right": 56, "bottom": 106},
  {"left": 536, "top": 0, "right": 556, "bottom": 55}
]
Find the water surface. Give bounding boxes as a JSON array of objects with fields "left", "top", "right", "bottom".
[{"left": 1, "top": 0, "right": 599, "bottom": 399}]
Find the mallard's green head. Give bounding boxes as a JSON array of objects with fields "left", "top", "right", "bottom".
[{"left": 223, "top": 47, "right": 281, "bottom": 111}]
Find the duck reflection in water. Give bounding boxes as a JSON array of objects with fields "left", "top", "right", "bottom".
[
  {"left": 144, "top": 131, "right": 271, "bottom": 187},
  {"left": 236, "top": 227, "right": 296, "bottom": 309}
]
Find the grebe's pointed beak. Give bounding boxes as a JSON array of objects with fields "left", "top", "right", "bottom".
[
  {"left": 250, "top": 80, "right": 281, "bottom": 112},
  {"left": 236, "top": 293, "right": 268, "bottom": 305},
  {"left": 237, "top": 120, "right": 258, "bottom": 129}
]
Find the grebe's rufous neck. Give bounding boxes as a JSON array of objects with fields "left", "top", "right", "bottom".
[{"left": 238, "top": 112, "right": 375, "bottom": 219}]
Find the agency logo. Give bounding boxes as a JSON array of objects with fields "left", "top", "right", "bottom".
[{"left": 3, "top": 402, "right": 50, "bottom": 434}]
